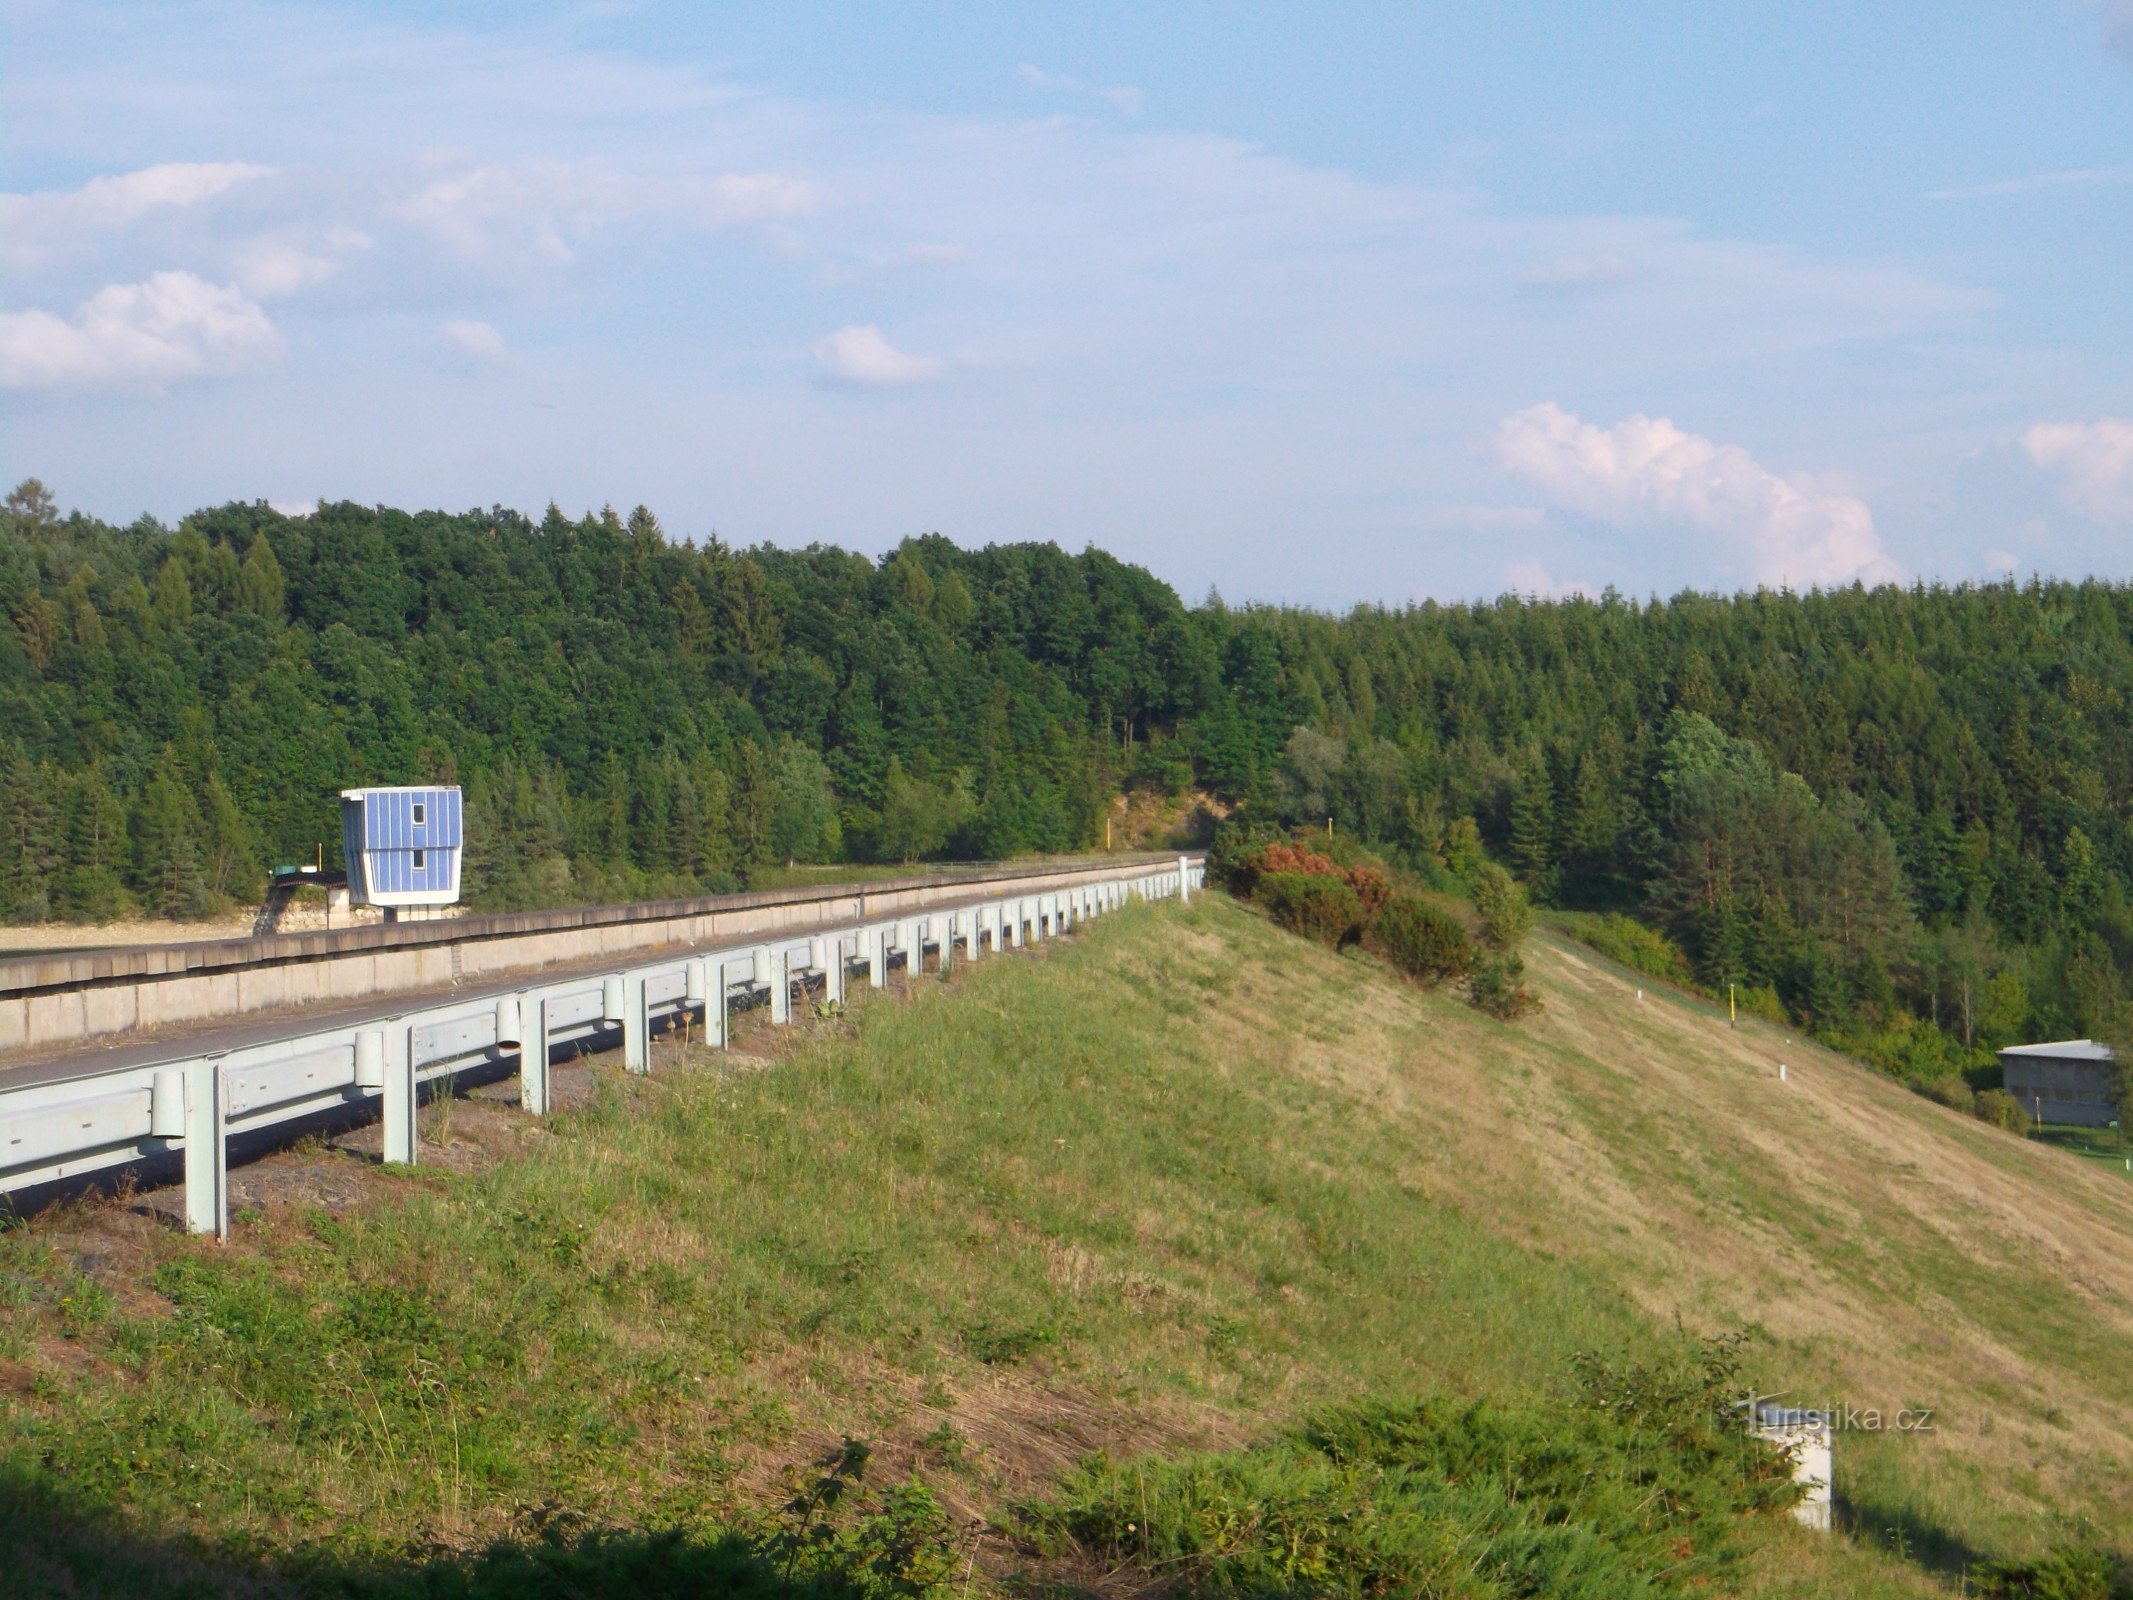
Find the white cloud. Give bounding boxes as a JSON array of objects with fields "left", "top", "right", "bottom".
[
  {"left": 0, "top": 161, "right": 270, "bottom": 229},
  {"left": 269, "top": 499, "right": 316, "bottom": 517},
  {"left": 1522, "top": 253, "right": 1636, "bottom": 291},
  {"left": 1501, "top": 558, "right": 1596, "bottom": 599},
  {"left": 2104, "top": 1, "right": 2133, "bottom": 62},
  {"left": 811, "top": 324, "right": 943, "bottom": 386},
  {"left": 400, "top": 161, "right": 816, "bottom": 268},
  {"left": 1927, "top": 166, "right": 2132, "bottom": 201},
  {"left": 2024, "top": 418, "right": 2133, "bottom": 521},
  {"left": 1491, "top": 402, "right": 1901, "bottom": 588},
  {"left": 441, "top": 318, "right": 508, "bottom": 360},
  {"left": 1420, "top": 505, "right": 1548, "bottom": 530},
  {"left": 0, "top": 163, "right": 273, "bottom": 268},
  {"left": 229, "top": 227, "right": 371, "bottom": 297},
  {"left": 1019, "top": 63, "right": 1143, "bottom": 114},
  {"left": 1985, "top": 548, "right": 2019, "bottom": 575},
  {"left": 0, "top": 271, "right": 283, "bottom": 392}
]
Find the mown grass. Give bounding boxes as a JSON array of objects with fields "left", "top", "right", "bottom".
[
  {"left": 2033, "top": 1125, "right": 2133, "bottom": 1182},
  {"left": 0, "top": 894, "right": 2119, "bottom": 1595}
]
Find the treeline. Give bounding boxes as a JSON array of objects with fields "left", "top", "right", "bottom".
[{"left": 5, "top": 477, "right": 2133, "bottom": 1068}]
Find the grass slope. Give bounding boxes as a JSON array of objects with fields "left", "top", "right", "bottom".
[{"left": 2, "top": 894, "right": 2129, "bottom": 1594}]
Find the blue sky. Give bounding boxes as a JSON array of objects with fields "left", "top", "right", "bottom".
[{"left": 3, "top": 1, "right": 2131, "bottom": 606}]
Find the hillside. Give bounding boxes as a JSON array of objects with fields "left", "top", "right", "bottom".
[
  {"left": 10, "top": 484, "right": 2133, "bottom": 1100},
  {"left": 2, "top": 892, "right": 2130, "bottom": 1595}
]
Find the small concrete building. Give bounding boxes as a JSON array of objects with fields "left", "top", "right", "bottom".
[
  {"left": 340, "top": 786, "right": 463, "bottom": 918},
  {"left": 1997, "top": 1039, "right": 2119, "bottom": 1128}
]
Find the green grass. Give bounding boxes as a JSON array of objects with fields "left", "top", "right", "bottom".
[
  {"left": 2032, "top": 1125, "right": 2133, "bottom": 1181},
  {"left": 1, "top": 895, "right": 2122, "bottom": 1595}
]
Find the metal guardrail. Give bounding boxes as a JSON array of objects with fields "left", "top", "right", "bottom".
[{"left": 0, "top": 858, "right": 1203, "bottom": 1235}]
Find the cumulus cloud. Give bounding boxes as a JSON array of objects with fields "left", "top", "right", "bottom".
[
  {"left": 1501, "top": 558, "right": 1596, "bottom": 599},
  {"left": 440, "top": 318, "right": 508, "bottom": 360},
  {"left": 1491, "top": 402, "right": 1900, "bottom": 588},
  {"left": 229, "top": 227, "right": 371, "bottom": 297},
  {"left": 0, "top": 162, "right": 273, "bottom": 270},
  {"left": 0, "top": 271, "right": 283, "bottom": 392},
  {"left": 400, "top": 161, "right": 816, "bottom": 267},
  {"left": 0, "top": 161, "right": 270, "bottom": 229},
  {"left": 811, "top": 324, "right": 943, "bottom": 386},
  {"left": 2024, "top": 418, "right": 2133, "bottom": 521}
]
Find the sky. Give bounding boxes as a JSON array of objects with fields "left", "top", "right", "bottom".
[{"left": 3, "top": 2, "right": 2131, "bottom": 607}]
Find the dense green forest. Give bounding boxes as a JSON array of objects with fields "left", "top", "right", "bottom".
[{"left": 5, "top": 475, "right": 2133, "bottom": 1080}]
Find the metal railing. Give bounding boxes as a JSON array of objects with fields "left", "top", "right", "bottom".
[{"left": 0, "top": 858, "right": 1203, "bottom": 1234}]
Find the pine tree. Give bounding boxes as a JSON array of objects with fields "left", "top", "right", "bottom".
[
  {"left": 1509, "top": 764, "right": 1555, "bottom": 888},
  {"left": 235, "top": 532, "right": 287, "bottom": 621}
]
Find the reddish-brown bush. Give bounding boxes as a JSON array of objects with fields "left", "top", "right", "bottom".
[{"left": 1247, "top": 843, "right": 1391, "bottom": 920}]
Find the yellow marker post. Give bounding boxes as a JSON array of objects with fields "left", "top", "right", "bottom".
[{"left": 1728, "top": 982, "right": 1737, "bottom": 1028}]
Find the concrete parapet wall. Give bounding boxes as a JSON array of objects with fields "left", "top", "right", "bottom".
[{"left": 0, "top": 857, "right": 1179, "bottom": 1055}]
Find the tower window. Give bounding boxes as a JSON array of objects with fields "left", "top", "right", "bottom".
[
  {"left": 412, "top": 802, "right": 426, "bottom": 825},
  {"left": 413, "top": 849, "right": 427, "bottom": 870}
]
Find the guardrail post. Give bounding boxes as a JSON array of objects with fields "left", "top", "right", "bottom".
[
  {"left": 896, "top": 919, "right": 918, "bottom": 975},
  {"left": 624, "top": 974, "right": 650, "bottom": 1074},
  {"left": 706, "top": 959, "right": 728, "bottom": 1048},
  {"left": 936, "top": 914, "right": 954, "bottom": 974},
  {"left": 384, "top": 1025, "right": 417, "bottom": 1166},
  {"left": 522, "top": 996, "right": 552, "bottom": 1114},
  {"left": 824, "top": 935, "right": 845, "bottom": 1006},
  {"left": 685, "top": 956, "right": 709, "bottom": 1031},
  {"left": 769, "top": 947, "right": 791, "bottom": 1023},
  {"left": 963, "top": 910, "right": 980, "bottom": 963},
  {"left": 868, "top": 926, "right": 887, "bottom": 988},
  {"left": 182, "top": 1055, "right": 227, "bottom": 1239},
  {"left": 1009, "top": 898, "right": 1025, "bottom": 947}
]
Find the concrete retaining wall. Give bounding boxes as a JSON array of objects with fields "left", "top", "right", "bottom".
[{"left": 0, "top": 857, "right": 1177, "bottom": 1054}]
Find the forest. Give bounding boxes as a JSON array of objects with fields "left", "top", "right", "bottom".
[{"left": 3, "top": 476, "right": 2132, "bottom": 1083}]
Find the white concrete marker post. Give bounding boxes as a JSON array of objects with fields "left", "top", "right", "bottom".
[
  {"left": 1179, "top": 855, "right": 1192, "bottom": 905},
  {"left": 964, "top": 909, "right": 981, "bottom": 963},
  {"left": 1010, "top": 899, "right": 1025, "bottom": 947},
  {"left": 825, "top": 935, "right": 845, "bottom": 1006},
  {"left": 522, "top": 997, "right": 552, "bottom": 1115},
  {"left": 868, "top": 926, "right": 887, "bottom": 988},
  {"left": 182, "top": 1055, "right": 227, "bottom": 1238}
]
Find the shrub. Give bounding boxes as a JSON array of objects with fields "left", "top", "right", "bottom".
[
  {"left": 1251, "top": 841, "right": 1390, "bottom": 919},
  {"left": 1368, "top": 895, "right": 1472, "bottom": 986},
  {"left": 1467, "top": 953, "right": 1541, "bottom": 1021},
  {"left": 1471, "top": 863, "right": 1531, "bottom": 954},
  {"left": 1038, "top": 1339, "right": 1799, "bottom": 1599},
  {"left": 1570, "top": 912, "right": 1696, "bottom": 986},
  {"left": 1974, "top": 1088, "right": 2033, "bottom": 1136},
  {"left": 1255, "top": 871, "right": 1365, "bottom": 946},
  {"left": 1973, "top": 1544, "right": 2131, "bottom": 1598},
  {"left": 1916, "top": 1075, "right": 1977, "bottom": 1116},
  {"left": 1206, "top": 818, "right": 1284, "bottom": 894}
]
